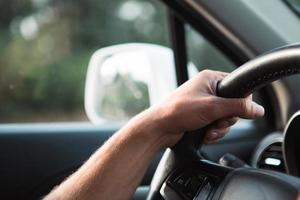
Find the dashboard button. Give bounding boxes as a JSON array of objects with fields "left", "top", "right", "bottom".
[
  {"left": 195, "top": 181, "right": 213, "bottom": 200},
  {"left": 172, "top": 173, "right": 192, "bottom": 190}
]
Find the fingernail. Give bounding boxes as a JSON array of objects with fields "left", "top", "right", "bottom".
[
  {"left": 253, "top": 102, "right": 265, "bottom": 117},
  {"left": 207, "top": 131, "right": 219, "bottom": 141}
]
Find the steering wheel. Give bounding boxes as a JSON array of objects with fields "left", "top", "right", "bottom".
[{"left": 146, "top": 44, "right": 300, "bottom": 200}]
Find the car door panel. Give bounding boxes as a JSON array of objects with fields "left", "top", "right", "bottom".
[
  {"left": 0, "top": 123, "right": 162, "bottom": 199},
  {"left": 0, "top": 120, "right": 267, "bottom": 199}
]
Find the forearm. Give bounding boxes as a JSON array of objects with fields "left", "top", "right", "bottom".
[
  {"left": 44, "top": 70, "right": 264, "bottom": 200},
  {"left": 44, "top": 108, "right": 167, "bottom": 200}
]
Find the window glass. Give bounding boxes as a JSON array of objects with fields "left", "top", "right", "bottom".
[
  {"left": 186, "top": 25, "right": 235, "bottom": 74},
  {"left": 185, "top": 25, "right": 265, "bottom": 118},
  {"left": 0, "top": 0, "right": 168, "bottom": 123}
]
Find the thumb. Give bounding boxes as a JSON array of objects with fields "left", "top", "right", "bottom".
[{"left": 215, "top": 97, "right": 265, "bottom": 119}]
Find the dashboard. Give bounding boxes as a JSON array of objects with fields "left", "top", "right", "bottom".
[
  {"left": 251, "top": 111, "right": 300, "bottom": 177},
  {"left": 252, "top": 132, "right": 285, "bottom": 173}
]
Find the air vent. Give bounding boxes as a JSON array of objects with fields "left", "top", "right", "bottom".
[{"left": 257, "top": 142, "right": 286, "bottom": 173}]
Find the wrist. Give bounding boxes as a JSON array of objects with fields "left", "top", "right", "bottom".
[{"left": 127, "top": 106, "right": 182, "bottom": 150}]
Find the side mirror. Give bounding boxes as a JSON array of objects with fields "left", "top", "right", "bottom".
[{"left": 84, "top": 43, "right": 197, "bottom": 124}]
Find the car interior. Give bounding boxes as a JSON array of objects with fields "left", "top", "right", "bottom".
[{"left": 1, "top": 0, "right": 300, "bottom": 199}]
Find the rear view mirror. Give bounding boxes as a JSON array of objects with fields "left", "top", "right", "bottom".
[{"left": 85, "top": 43, "right": 183, "bottom": 124}]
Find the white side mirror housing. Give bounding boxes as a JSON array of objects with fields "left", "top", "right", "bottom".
[{"left": 85, "top": 43, "right": 197, "bottom": 124}]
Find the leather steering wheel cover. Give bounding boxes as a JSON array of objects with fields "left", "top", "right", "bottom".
[{"left": 217, "top": 44, "right": 300, "bottom": 98}]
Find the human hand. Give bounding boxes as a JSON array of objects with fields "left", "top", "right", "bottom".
[{"left": 151, "top": 70, "right": 264, "bottom": 147}]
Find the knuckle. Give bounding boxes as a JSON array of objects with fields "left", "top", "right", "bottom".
[
  {"left": 239, "top": 99, "right": 248, "bottom": 113},
  {"left": 201, "top": 69, "right": 213, "bottom": 76},
  {"left": 249, "top": 102, "right": 255, "bottom": 117},
  {"left": 238, "top": 99, "right": 254, "bottom": 117}
]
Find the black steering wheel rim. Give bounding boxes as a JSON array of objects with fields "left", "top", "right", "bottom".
[{"left": 147, "top": 44, "right": 300, "bottom": 200}]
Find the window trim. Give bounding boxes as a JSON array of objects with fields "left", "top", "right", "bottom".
[{"left": 162, "top": 0, "right": 255, "bottom": 67}]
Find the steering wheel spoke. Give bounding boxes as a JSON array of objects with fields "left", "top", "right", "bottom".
[{"left": 160, "top": 159, "right": 231, "bottom": 200}]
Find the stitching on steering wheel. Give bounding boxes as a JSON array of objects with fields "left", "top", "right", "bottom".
[{"left": 241, "top": 67, "right": 300, "bottom": 94}]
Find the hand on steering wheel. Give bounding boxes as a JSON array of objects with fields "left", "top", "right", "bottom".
[
  {"left": 147, "top": 44, "right": 300, "bottom": 200},
  {"left": 154, "top": 70, "right": 264, "bottom": 147}
]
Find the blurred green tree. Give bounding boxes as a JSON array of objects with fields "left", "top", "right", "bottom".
[{"left": 0, "top": 0, "right": 168, "bottom": 122}]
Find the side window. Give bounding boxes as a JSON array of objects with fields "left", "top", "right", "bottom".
[
  {"left": 186, "top": 25, "right": 235, "bottom": 74},
  {"left": 0, "top": 0, "right": 168, "bottom": 123},
  {"left": 87, "top": 25, "right": 236, "bottom": 124}
]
